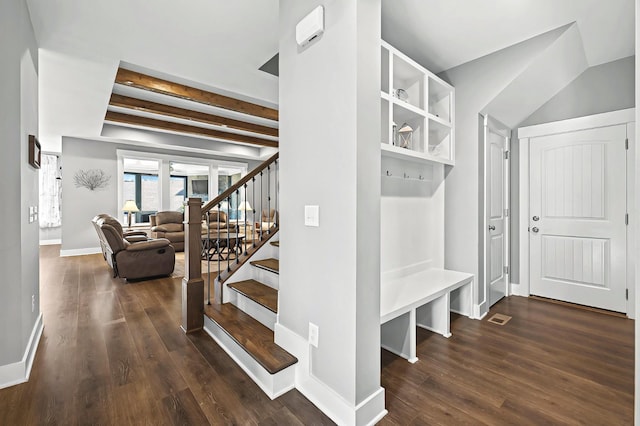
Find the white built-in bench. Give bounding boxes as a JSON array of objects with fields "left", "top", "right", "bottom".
[{"left": 380, "top": 268, "right": 474, "bottom": 363}]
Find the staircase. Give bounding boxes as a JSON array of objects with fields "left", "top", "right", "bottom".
[
  {"left": 203, "top": 237, "right": 296, "bottom": 398},
  {"left": 182, "top": 154, "right": 297, "bottom": 399}
]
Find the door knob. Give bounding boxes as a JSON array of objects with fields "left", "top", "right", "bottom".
[
  {"left": 488, "top": 225, "right": 496, "bottom": 231},
  {"left": 531, "top": 227, "right": 539, "bottom": 233},
  {"left": 532, "top": 216, "right": 539, "bottom": 221}
]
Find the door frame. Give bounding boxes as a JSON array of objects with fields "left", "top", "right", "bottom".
[
  {"left": 516, "top": 108, "right": 635, "bottom": 318},
  {"left": 482, "top": 115, "right": 511, "bottom": 308}
]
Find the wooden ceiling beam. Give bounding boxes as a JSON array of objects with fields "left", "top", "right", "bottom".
[
  {"left": 115, "top": 68, "right": 279, "bottom": 122},
  {"left": 109, "top": 94, "right": 278, "bottom": 138},
  {"left": 105, "top": 111, "right": 278, "bottom": 148}
]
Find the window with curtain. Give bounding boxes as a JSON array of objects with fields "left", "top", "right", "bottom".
[{"left": 39, "top": 154, "right": 62, "bottom": 228}]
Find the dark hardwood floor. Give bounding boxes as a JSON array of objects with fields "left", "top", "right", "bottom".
[
  {"left": 0, "top": 245, "right": 634, "bottom": 425},
  {"left": 380, "top": 297, "right": 634, "bottom": 425}
]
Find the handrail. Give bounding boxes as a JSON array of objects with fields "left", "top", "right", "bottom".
[{"left": 202, "top": 152, "right": 279, "bottom": 214}]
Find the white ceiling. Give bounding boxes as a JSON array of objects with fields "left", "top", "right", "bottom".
[
  {"left": 382, "top": 0, "right": 634, "bottom": 73},
  {"left": 26, "top": 0, "right": 635, "bottom": 152}
]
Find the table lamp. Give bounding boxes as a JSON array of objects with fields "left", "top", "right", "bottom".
[
  {"left": 122, "top": 200, "right": 140, "bottom": 229},
  {"left": 238, "top": 200, "right": 253, "bottom": 223}
]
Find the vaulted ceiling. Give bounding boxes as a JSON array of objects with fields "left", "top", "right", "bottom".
[{"left": 26, "top": 0, "right": 634, "bottom": 153}]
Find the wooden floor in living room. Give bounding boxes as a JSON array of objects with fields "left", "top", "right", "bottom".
[{"left": 0, "top": 245, "right": 633, "bottom": 425}]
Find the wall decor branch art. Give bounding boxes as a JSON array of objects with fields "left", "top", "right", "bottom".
[{"left": 73, "top": 169, "right": 111, "bottom": 191}]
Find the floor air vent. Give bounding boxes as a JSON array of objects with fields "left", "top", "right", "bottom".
[{"left": 487, "top": 313, "right": 512, "bottom": 325}]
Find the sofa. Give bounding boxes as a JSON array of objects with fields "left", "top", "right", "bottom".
[
  {"left": 92, "top": 214, "right": 175, "bottom": 280},
  {"left": 150, "top": 211, "right": 185, "bottom": 252}
]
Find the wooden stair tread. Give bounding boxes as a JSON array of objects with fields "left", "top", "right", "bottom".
[
  {"left": 228, "top": 279, "right": 278, "bottom": 313},
  {"left": 204, "top": 302, "right": 297, "bottom": 374},
  {"left": 250, "top": 258, "right": 279, "bottom": 274},
  {"left": 270, "top": 241, "right": 280, "bottom": 247}
]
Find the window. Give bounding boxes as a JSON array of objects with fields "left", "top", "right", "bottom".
[
  {"left": 122, "top": 158, "right": 159, "bottom": 224},
  {"left": 170, "top": 162, "right": 211, "bottom": 210},
  {"left": 218, "top": 166, "right": 243, "bottom": 220},
  {"left": 39, "top": 154, "right": 62, "bottom": 228},
  {"left": 117, "top": 150, "right": 248, "bottom": 222},
  {"left": 169, "top": 176, "right": 187, "bottom": 211}
]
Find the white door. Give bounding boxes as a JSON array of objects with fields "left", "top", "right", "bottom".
[
  {"left": 485, "top": 116, "right": 510, "bottom": 307},
  {"left": 530, "top": 125, "right": 627, "bottom": 312}
]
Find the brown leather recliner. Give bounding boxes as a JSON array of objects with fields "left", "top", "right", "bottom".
[
  {"left": 202, "top": 210, "right": 238, "bottom": 233},
  {"left": 92, "top": 215, "right": 175, "bottom": 280},
  {"left": 91, "top": 214, "right": 149, "bottom": 260},
  {"left": 150, "top": 211, "right": 185, "bottom": 252}
]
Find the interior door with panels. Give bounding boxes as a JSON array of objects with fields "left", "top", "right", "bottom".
[
  {"left": 485, "top": 116, "right": 510, "bottom": 308},
  {"left": 529, "top": 125, "right": 627, "bottom": 313}
]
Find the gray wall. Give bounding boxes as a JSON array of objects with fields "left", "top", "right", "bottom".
[
  {"left": 440, "top": 26, "right": 565, "bottom": 313},
  {"left": 61, "top": 138, "right": 120, "bottom": 253},
  {"left": 278, "top": 0, "right": 383, "bottom": 415},
  {"left": 520, "top": 56, "right": 635, "bottom": 127},
  {"left": 61, "top": 137, "right": 260, "bottom": 253},
  {"left": 0, "top": 0, "right": 40, "bottom": 368}
]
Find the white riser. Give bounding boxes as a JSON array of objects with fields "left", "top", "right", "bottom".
[
  {"left": 228, "top": 290, "right": 277, "bottom": 330},
  {"left": 203, "top": 315, "right": 295, "bottom": 400},
  {"left": 251, "top": 267, "right": 279, "bottom": 289}
]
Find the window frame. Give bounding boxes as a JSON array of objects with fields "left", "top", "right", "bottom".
[{"left": 117, "top": 150, "right": 248, "bottom": 224}]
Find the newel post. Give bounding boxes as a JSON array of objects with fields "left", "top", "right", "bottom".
[{"left": 182, "top": 197, "right": 204, "bottom": 333}]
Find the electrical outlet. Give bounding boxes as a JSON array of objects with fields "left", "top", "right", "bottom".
[
  {"left": 31, "top": 295, "right": 35, "bottom": 312},
  {"left": 308, "top": 322, "right": 319, "bottom": 347}
]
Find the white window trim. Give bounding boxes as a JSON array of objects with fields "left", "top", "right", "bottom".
[{"left": 116, "top": 149, "right": 248, "bottom": 220}]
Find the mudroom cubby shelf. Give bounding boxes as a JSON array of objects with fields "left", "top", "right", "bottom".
[{"left": 380, "top": 40, "right": 455, "bottom": 166}]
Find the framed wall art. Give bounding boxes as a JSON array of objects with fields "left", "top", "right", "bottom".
[{"left": 28, "top": 134, "right": 41, "bottom": 169}]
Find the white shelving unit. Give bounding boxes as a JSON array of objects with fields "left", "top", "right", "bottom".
[{"left": 380, "top": 40, "right": 455, "bottom": 166}]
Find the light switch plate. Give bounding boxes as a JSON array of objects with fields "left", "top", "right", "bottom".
[
  {"left": 308, "top": 322, "right": 319, "bottom": 347},
  {"left": 304, "top": 205, "right": 319, "bottom": 227}
]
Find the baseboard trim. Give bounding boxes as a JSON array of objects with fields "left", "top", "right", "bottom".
[
  {"left": 510, "top": 282, "right": 528, "bottom": 297},
  {"left": 473, "top": 302, "right": 488, "bottom": 320},
  {"left": 39, "top": 239, "right": 61, "bottom": 246},
  {"left": 59, "top": 247, "right": 101, "bottom": 257},
  {"left": 275, "top": 323, "right": 387, "bottom": 426},
  {"left": 0, "top": 313, "right": 43, "bottom": 389}
]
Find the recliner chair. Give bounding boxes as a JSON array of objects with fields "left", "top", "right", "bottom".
[
  {"left": 150, "top": 211, "right": 185, "bottom": 251},
  {"left": 92, "top": 215, "right": 175, "bottom": 280},
  {"left": 92, "top": 214, "right": 148, "bottom": 260}
]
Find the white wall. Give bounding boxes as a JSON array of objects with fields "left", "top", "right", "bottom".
[
  {"left": 632, "top": 4, "right": 638, "bottom": 422},
  {"left": 381, "top": 158, "right": 444, "bottom": 273},
  {"left": 277, "top": 1, "right": 385, "bottom": 424},
  {"left": 0, "top": 0, "right": 40, "bottom": 377},
  {"left": 60, "top": 137, "right": 260, "bottom": 254}
]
